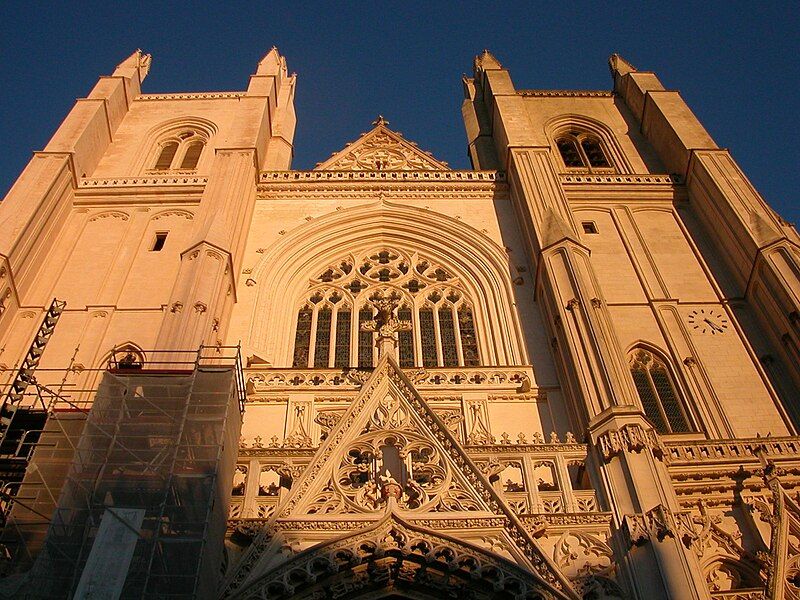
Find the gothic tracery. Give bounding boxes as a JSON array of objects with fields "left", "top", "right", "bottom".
[{"left": 292, "top": 247, "right": 481, "bottom": 369}]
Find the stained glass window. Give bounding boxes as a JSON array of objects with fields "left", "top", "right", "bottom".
[
  {"left": 438, "top": 307, "right": 458, "bottom": 367},
  {"left": 314, "top": 307, "right": 332, "bottom": 367},
  {"left": 556, "top": 132, "right": 614, "bottom": 171},
  {"left": 358, "top": 308, "right": 374, "bottom": 368},
  {"left": 458, "top": 306, "right": 479, "bottom": 366},
  {"left": 334, "top": 309, "right": 351, "bottom": 368},
  {"left": 398, "top": 307, "right": 414, "bottom": 367},
  {"left": 419, "top": 307, "right": 437, "bottom": 367},
  {"left": 581, "top": 138, "right": 610, "bottom": 168},
  {"left": 290, "top": 250, "right": 494, "bottom": 370},
  {"left": 292, "top": 308, "right": 313, "bottom": 367},
  {"left": 556, "top": 138, "right": 582, "bottom": 167},
  {"left": 630, "top": 349, "right": 692, "bottom": 434}
]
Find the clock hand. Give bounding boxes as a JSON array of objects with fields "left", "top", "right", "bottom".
[{"left": 703, "top": 318, "right": 724, "bottom": 332}]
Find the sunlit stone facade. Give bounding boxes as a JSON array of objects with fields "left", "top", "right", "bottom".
[{"left": 0, "top": 48, "right": 799, "bottom": 599}]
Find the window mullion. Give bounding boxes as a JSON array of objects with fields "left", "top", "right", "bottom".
[
  {"left": 413, "top": 304, "right": 423, "bottom": 367},
  {"left": 453, "top": 304, "right": 465, "bottom": 366},
  {"left": 307, "top": 306, "right": 319, "bottom": 369},
  {"left": 433, "top": 305, "right": 444, "bottom": 367},
  {"left": 349, "top": 301, "right": 357, "bottom": 368},
  {"left": 328, "top": 308, "right": 338, "bottom": 368},
  {"left": 576, "top": 137, "right": 591, "bottom": 171}
]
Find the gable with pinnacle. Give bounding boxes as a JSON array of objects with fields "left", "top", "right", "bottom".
[{"left": 314, "top": 117, "right": 451, "bottom": 171}]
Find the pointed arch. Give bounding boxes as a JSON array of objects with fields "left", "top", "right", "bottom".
[
  {"left": 226, "top": 512, "right": 571, "bottom": 599},
  {"left": 545, "top": 114, "right": 632, "bottom": 174},
  {"left": 626, "top": 342, "right": 696, "bottom": 434},
  {"left": 105, "top": 341, "right": 147, "bottom": 370},
  {"left": 249, "top": 199, "right": 527, "bottom": 367}
]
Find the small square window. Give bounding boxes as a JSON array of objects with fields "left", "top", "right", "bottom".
[
  {"left": 582, "top": 221, "right": 598, "bottom": 234},
  {"left": 151, "top": 232, "right": 168, "bottom": 251}
]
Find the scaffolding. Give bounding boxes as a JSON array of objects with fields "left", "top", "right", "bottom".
[
  {"left": 0, "top": 346, "right": 245, "bottom": 599},
  {"left": 0, "top": 299, "right": 66, "bottom": 499}
]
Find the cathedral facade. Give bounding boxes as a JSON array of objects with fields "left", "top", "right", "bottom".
[{"left": 0, "top": 48, "right": 798, "bottom": 599}]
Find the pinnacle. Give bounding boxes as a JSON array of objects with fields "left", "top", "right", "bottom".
[
  {"left": 474, "top": 49, "right": 503, "bottom": 71},
  {"left": 609, "top": 53, "right": 637, "bottom": 76}
]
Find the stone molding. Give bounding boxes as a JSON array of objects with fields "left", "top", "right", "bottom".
[{"left": 595, "top": 423, "right": 665, "bottom": 462}]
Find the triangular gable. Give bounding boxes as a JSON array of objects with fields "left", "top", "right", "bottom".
[
  {"left": 314, "top": 117, "right": 450, "bottom": 171},
  {"left": 225, "top": 356, "right": 575, "bottom": 598}
]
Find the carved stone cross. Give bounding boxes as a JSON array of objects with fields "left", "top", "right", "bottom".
[{"left": 361, "top": 290, "right": 411, "bottom": 360}]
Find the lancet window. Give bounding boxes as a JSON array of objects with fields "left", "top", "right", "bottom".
[
  {"left": 151, "top": 129, "right": 207, "bottom": 171},
  {"left": 629, "top": 348, "right": 694, "bottom": 434},
  {"left": 291, "top": 248, "right": 481, "bottom": 368},
  {"left": 555, "top": 131, "right": 612, "bottom": 171}
]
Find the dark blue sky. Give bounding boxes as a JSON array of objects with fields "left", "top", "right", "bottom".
[{"left": 2, "top": 2, "right": 798, "bottom": 222}]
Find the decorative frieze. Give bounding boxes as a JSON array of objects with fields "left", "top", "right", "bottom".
[
  {"left": 245, "top": 366, "right": 532, "bottom": 392},
  {"left": 596, "top": 423, "right": 664, "bottom": 462}
]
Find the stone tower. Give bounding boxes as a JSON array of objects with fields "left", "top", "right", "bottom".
[{"left": 0, "top": 48, "right": 798, "bottom": 599}]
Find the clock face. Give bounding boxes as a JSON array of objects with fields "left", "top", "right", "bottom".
[{"left": 688, "top": 309, "right": 729, "bottom": 335}]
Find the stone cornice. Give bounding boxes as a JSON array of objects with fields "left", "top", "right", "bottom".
[
  {"left": 560, "top": 172, "right": 687, "bottom": 202},
  {"left": 518, "top": 90, "right": 614, "bottom": 98},
  {"left": 74, "top": 175, "right": 208, "bottom": 201},
  {"left": 260, "top": 170, "right": 503, "bottom": 183},
  {"left": 135, "top": 91, "right": 245, "bottom": 101},
  {"left": 560, "top": 173, "right": 678, "bottom": 185}
]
